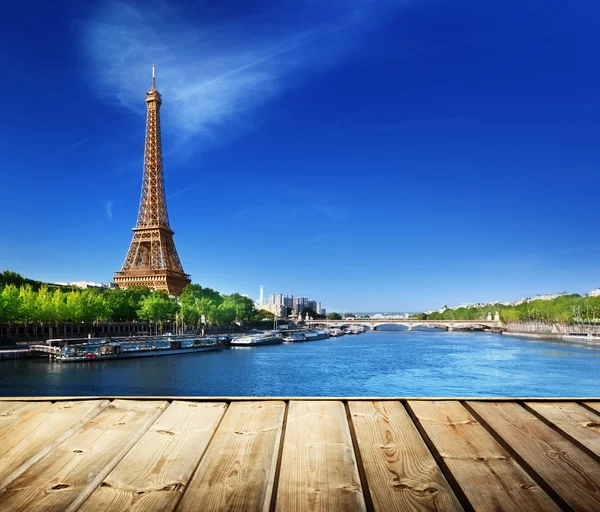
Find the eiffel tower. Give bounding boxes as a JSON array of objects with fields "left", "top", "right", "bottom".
[{"left": 114, "top": 66, "right": 191, "bottom": 295}]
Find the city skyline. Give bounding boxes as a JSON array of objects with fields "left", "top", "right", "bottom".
[{"left": 2, "top": 0, "right": 600, "bottom": 311}]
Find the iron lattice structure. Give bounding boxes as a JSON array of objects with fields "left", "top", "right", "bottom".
[{"left": 114, "top": 68, "right": 191, "bottom": 295}]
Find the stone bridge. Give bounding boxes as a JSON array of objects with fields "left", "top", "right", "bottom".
[{"left": 307, "top": 319, "right": 504, "bottom": 331}]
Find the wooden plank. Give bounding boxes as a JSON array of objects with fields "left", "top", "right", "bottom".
[
  {"left": 79, "top": 401, "right": 227, "bottom": 512},
  {"left": 468, "top": 401, "right": 600, "bottom": 511},
  {"left": 276, "top": 400, "right": 366, "bottom": 512},
  {"left": 0, "top": 400, "right": 109, "bottom": 488},
  {"left": 0, "top": 399, "right": 168, "bottom": 512},
  {"left": 526, "top": 401, "right": 600, "bottom": 457},
  {"left": 349, "top": 401, "right": 462, "bottom": 511},
  {"left": 408, "top": 401, "right": 558, "bottom": 511},
  {"left": 584, "top": 401, "right": 600, "bottom": 416},
  {"left": 0, "top": 401, "right": 51, "bottom": 431},
  {"left": 176, "top": 401, "right": 285, "bottom": 512}
]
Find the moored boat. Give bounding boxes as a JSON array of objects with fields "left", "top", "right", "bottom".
[
  {"left": 345, "top": 325, "right": 366, "bottom": 335},
  {"left": 57, "top": 336, "right": 221, "bottom": 362},
  {"left": 229, "top": 332, "right": 283, "bottom": 346},
  {"left": 283, "top": 329, "right": 329, "bottom": 342}
]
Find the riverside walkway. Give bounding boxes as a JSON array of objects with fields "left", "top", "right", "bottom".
[{"left": 1, "top": 398, "right": 600, "bottom": 511}]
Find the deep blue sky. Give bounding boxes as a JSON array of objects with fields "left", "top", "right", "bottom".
[{"left": 1, "top": 0, "right": 600, "bottom": 311}]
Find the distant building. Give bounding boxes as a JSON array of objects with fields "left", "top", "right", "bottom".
[
  {"left": 55, "top": 281, "right": 113, "bottom": 290},
  {"left": 295, "top": 297, "right": 308, "bottom": 313},
  {"left": 530, "top": 292, "right": 568, "bottom": 301},
  {"left": 257, "top": 291, "right": 325, "bottom": 317},
  {"left": 590, "top": 288, "right": 600, "bottom": 297},
  {"left": 259, "top": 303, "right": 286, "bottom": 317}
]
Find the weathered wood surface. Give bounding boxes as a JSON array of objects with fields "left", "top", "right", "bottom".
[
  {"left": 0, "top": 398, "right": 599, "bottom": 512},
  {"left": 0, "top": 400, "right": 167, "bottom": 512},
  {"left": 0, "top": 400, "right": 109, "bottom": 489},
  {"left": 276, "top": 400, "right": 366, "bottom": 512},
  {"left": 526, "top": 401, "right": 600, "bottom": 457},
  {"left": 80, "top": 401, "right": 227, "bottom": 512},
  {"left": 408, "top": 400, "right": 559, "bottom": 511},
  {"left": 349, "top": 400, "right": 462, "bottom": 511},
  {"left": 468, "top": 401, "right": 600, "bottom": 511},
  {"left": 584, "top": 401, "right": 600, "bottom": 415},
  {"left": 176, "top": 401, "right": 285, "bottom": 512}
]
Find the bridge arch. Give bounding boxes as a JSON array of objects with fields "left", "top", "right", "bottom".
[{"left": 307, "top": 319, "right": 502, "bottom": 331}]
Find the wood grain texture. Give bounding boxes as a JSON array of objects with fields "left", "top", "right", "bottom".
[
  {"left": 526, "top": 401, "right": 600, "bottom": 457},
  {"left": 0, "top": 399, "right": 168, "bottom": 512},
  {"left": 79, "top": 401, "right": 227, "bottom": 512},
  {"left": 0, "top": 400, "right": 108, "bottom": 488},
  {"left": 276, "top": 400, "right": 366, "bottom": 512},
  {"left": 349, "top": 401, "right": 462, "bottom": 511},
  {"left": 0, "top": 401, "right": 50, "bottom": 434},
  {"left": 176, "top": 401, "right": 285, "bottom": 512},
  {"left": 408, "top": 401, "right": 558, "bottom": 512},
  {"left": 584, "top": 402, "right": 600, "bottom": 415},
  {"left": 468, "top": 401, "right": 600, "bottom": 511}
]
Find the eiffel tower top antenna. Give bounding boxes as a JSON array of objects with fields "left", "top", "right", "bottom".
[{"left": 151, "top": 64, "right": 156, "bottom": 90}]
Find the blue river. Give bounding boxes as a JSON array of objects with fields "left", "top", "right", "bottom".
[{"left": 1, "top": 328, "right": 599, "bottom": 397}]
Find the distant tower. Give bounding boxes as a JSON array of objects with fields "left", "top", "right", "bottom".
[
  {"left": 114, "top": 66, "right": 191, "bottom": 295},
  {"left": 260, "top": 285, "right": 264, "bottom": 305}
]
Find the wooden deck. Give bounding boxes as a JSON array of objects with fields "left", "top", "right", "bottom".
[{"left": 1, "top": 398, "right": 600, "bottom": 511}]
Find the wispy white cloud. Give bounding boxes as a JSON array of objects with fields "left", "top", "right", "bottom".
[
  {"left": 80, "top": 0, "right": 404, "bottom": 147},
  {"left": 48, "top": 135, "right": 93, "bottom": 160},
  {"left": 105, "top": 201, "right": 113, "bottom": 221}
]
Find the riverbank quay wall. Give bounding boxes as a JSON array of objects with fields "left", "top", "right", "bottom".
[
  {"left": 503, "top": 321, "right": 594, "bottom": 334},
  {"left": 1, "top": 397, "right": 600, "bottom": 511},
  {"left": 0, "top": 322, "right": 243, "bottom": 345}
]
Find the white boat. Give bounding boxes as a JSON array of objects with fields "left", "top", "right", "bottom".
[
  {"left": 327, "top": 328, "right": 345, "bottom": 337},
  {"left": 230, "top": 332, "right": 283, "bottom": 346},
  {"left": 345, "top": 325, "right": 366, "bottom": 335},
  {"left": 283, "top": 329, "right": 329, "bottom": 342}
]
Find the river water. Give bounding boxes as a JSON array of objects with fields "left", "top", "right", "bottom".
[{"left": 1, "top": 329, "right": 599, "bottom": 397}]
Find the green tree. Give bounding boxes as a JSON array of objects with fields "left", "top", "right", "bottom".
[
  {"left": 104, "top": 288, "right": 139, "bottom": 322},
  {"left": 0, "top": 270, "right": 43, "bottom": 291},
  {"left": 180, "top": 284, "right": 224, "bottom": 329},
  {"left": 36, "top": 285, "right": 55, "bottom": 340},
  {"left": 327, "top": 312, "right": 342, "bottom": 320},
  {"left": 137, "top": 292, "right": 178, "bottom": 334},
  {"left": 50, "top": 288, "right": 68, "bottom": 338},
  {"left": 222, "top": 293, "right": 255, "bottom": 323},
  {"left": 213, "top": 303, "right": 236, "bottom": 326},
  {"left": 253, "top": 309, "right": 274, "bottom": 320},
  {"left": 19, "top": 285, "right": 38, "bottom": 340},
  {"left": 0, "top": 284, "right": 20, "bottom": 327}
]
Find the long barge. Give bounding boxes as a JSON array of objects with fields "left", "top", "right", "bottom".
[{"left": 57, "top": 337, "right": 221, "bottom": 362}]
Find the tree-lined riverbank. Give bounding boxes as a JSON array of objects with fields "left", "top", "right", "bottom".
[
  {"left": 0, "top": 271, "right": 273, "bottom": 343},
  {"left": 413, "top": 293, "right": 600, "bottom": 332}
]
